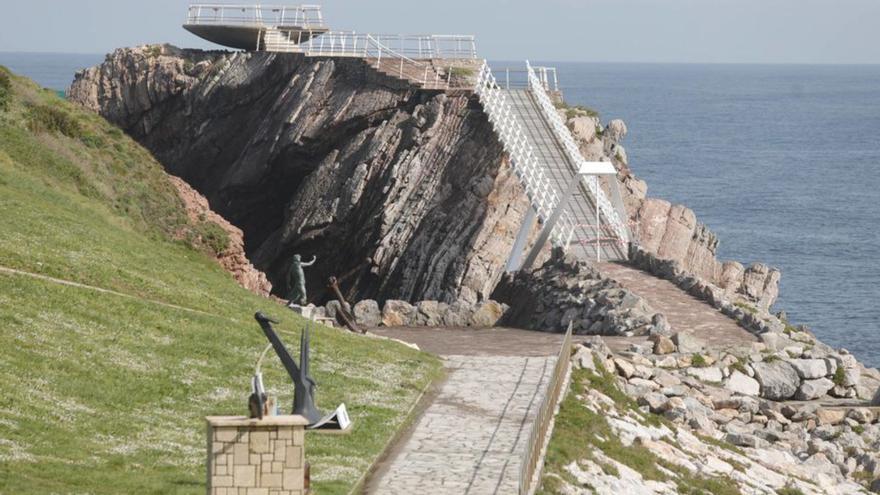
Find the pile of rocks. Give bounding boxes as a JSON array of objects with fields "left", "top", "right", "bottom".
[
  {"left": 492, "top": 250, "right": 664, "bottom": 336},
  {"left": 572, "top": 336, "right": 880, "bottom": 492},
  {"left": 320, "top": 298, "right": 508, "bottom": 328},
  {"left": 644, "top": 332, "right": 877, "bottom": 402}
]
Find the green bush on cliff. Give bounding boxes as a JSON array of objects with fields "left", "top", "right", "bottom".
[
  {"left": 0, "top": 66, "right": 11, "bottom": 111},
  {"left": 26, "top": 103, "right": 84, "bottom": 138},
  {"left": 194, "top": 221, "right": 231, "bottom": 255}
]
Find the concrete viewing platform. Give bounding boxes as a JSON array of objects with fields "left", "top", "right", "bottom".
[{"left": 184, "top": 3, "right": 328, "bottom": 50}]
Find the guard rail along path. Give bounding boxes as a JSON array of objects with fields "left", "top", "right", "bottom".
[
  {"left": 519, "top": 324, "right": 573, "bottom": 495},
  {"left": 524, "top": 61, "right": 631, "bottom": 253},
  {"left": 475, "top": 62, "right": 577, "bottom": 250}
]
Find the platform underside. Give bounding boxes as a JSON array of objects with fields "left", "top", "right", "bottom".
[{"left": 183, "top": 24, "right": 328, "bottom": 50}]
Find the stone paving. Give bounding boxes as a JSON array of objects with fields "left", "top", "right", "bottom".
[
  {"left": 366, "top": 352, "right": 555, "bottom": 494},
  {"left": 599, "top": 262, "right": 758, "bottom": 349}
]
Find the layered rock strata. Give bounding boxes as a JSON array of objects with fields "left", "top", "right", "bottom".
[{"left": 69, "top": 44, "right": 529, "bottom": 305}]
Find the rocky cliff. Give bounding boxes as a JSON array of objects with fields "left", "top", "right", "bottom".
[
  {"left": 70, "top": 44, "right": 529, "bottom": 304},
  {"left": 70, "top": 44, "right": 778, "bottom": 309},
  {"left": 570, "top": 113, "right": 780, "bottom": 309}
]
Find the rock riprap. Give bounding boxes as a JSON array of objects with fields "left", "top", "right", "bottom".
[
  {"left": 560, "top": 338, "right": 880, "bottom": 494},
  {"left": 492, "top": 250, "right": 662, "bottom": 335}
]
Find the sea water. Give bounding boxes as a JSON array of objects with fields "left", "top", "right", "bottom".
[{"left": 4, "top": 53, "right": 879, "bottom": 366}]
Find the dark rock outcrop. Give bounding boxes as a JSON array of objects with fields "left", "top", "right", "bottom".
[
  {"left": 70, "top": 44, "right": 530, "bottom": 304},
  {"left": 493, "top": 249, "right": 661, "bottom": 335}
]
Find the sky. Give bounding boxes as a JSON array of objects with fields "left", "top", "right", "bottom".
[{"left": 1, "top": 0, "right": 879, "bottom": 64}]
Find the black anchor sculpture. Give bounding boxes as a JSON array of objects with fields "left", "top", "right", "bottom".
[{"left": 253, "top": 312, "right": 323, "bottom": 425}]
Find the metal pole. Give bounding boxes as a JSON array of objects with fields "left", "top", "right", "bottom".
[
  {"left": 521, "top": 175, "right": 580, "bottom": 271},
  {"left": 505, "top": 207, "right": 537, "bottom": 272},
  {"left": 596, "top": 175, "right": 600, "bottom": 263}
]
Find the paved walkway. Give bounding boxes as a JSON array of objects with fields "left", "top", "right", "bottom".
[
  {"left": 599, "top": 262, "right": 758, "bottom": 349},
  {"left": 365, "top": 328, "right": 558, "bottom": 494}
]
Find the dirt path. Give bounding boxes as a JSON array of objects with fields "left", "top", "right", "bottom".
[
  {"left": 364, "top": 327, "right": 562, "bottom": 494},
  {"left": 599, "top": 262, "right": 758, "bottom": 350}
]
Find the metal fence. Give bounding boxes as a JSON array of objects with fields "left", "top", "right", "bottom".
[
  {"left": 518, "top": 323, "right": 573, "bottom": 494},
  {"left": 262, "top": 30, "right": 477, "bottom": 60},
  {"left": 185, "top": 3, "right": 326, "bottom": 28}
]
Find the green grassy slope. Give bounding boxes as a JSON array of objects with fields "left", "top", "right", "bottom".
[{"left": 0, "top": 67, "right": 442, "bottom": 494}]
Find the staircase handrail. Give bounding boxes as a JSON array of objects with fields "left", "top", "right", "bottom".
[
  {"left": 525, "top": 61, "right": 630, "bottom": 246},
  {"left": 474, "top": 62, "right": 576, "bottom": 248}
]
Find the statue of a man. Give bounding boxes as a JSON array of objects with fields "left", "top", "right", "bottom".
[{"left": 287, "top": 254, "right": 316, "bottom": 306}]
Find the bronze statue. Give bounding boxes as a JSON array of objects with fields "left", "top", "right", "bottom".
[{"left": 287, "top": 254, "right": 316, "bottom": 306}]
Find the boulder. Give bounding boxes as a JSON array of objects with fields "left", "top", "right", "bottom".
[
  {"left": 469, "top": 300, "right": 505, "bottom": 327},
  {"left": 353, "top": 299, "right": 381, "bottom": 327},
  {"left": 725, "top": 432, "right": 769, "bottom": 449},
  {"left": 685, "top": 366, "right": 723, "bottom": 383},
  {"left": 724, "top": 370, "right": 760, "bottom": 396},
  {"left": 637, "top": 392, "right": 669, "bottom": 413},
  {"left": 382, "top": 299, "right": 416, "bottom": 327},
  {"left": 414, "top": 300, "right": 447, "bottom": 326},
  {"left": 789, "top": 359, "right": 830, "bottom": 380},
  {"left": 650, "top": 334, "right": 676, "bottom": 355},
  {"left": 795, "top": 378, "right": 834, "bottom": 401},
  {"left": 442, "top": 300, "right": 475, "bottom": 327},
  {"left": 847, "top": 408, "right": 875, "bottom": 424},
  {"left": 752, "top": 360, "right": 800, "bottom": 401},
  {"left": 614, "top": 358, "right": 636, "bottom": 379},
  {"left": 672, "top": 332, "right": 705, "bottom": 353},
  {"left": 816, "top": 408, "right": 846, "bottom": 426}
]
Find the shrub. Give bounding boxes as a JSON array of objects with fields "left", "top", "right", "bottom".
[
  {"left": 832, "top": 365, "right": 846, "bottom": 386},
  {"left": 0, "top": 66, "right": 11, "bottom": 111},
  {"left": 194, "top": 221, "right": 230, "bottom": 256},
  {"left": 27, "top": 104, "right": 83, "bottom": 138},
  {"left": 448, "top": 67, "right": 475, "bottom": 78}
]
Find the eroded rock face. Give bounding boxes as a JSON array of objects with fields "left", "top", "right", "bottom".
[
  {"left": 69, "top": 44, "right": 528, "bottom": 305},
  {"left": 167, "top": 175, "right": 272, "bottom": 296}
]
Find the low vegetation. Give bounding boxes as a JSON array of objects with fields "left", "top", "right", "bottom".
[
  {"left": 538, "top": 363, "right": 742, "bottom": 495},
  {"left": 554, "top": 100, "right": 600, "bottom": 119},
  {"left": 0, "top": 69, "right": 442, "bottom": 494}
]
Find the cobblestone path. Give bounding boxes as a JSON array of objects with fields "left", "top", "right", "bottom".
[{"left": 365, "top": 328, "right": 558, "bottom": 494}]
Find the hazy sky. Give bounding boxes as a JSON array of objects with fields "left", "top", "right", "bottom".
[{"left": 1, "top": 0, "right": 879, "bottom": 63}]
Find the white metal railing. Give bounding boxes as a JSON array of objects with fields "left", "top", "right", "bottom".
[
  {"left": 493, "top": 66, "right": 558, "bottom": 91},
  {"left": 475, "top": 62, "right": 576, "bottom": 248},
  {"left": 185, "top": 3, "right": 326, "bottom": 28},
  {"left": 262, "top": 30, "right": 477, "bottom": 60},
  {"left": 264, "top": 29, "right": 458, "bottom": 89},
  {"left": 525, "top": 61, "right": 630, "bottom": 247}
]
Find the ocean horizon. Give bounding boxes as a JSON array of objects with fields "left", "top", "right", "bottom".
[{"left": 3, "top": 51, "right": 878, "bottom": 367}]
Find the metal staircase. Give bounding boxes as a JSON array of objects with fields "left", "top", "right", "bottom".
[{"left": 475, "top": 62, "right": 630, "bottom": 264}]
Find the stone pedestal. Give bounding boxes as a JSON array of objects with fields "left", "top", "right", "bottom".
[{"left": 206, "top": 415, "right": 308, "bottom": 495}]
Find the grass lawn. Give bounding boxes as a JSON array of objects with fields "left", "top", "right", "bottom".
[{"left": 0, "top": 67, "right": 442, "bottom": 494}]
